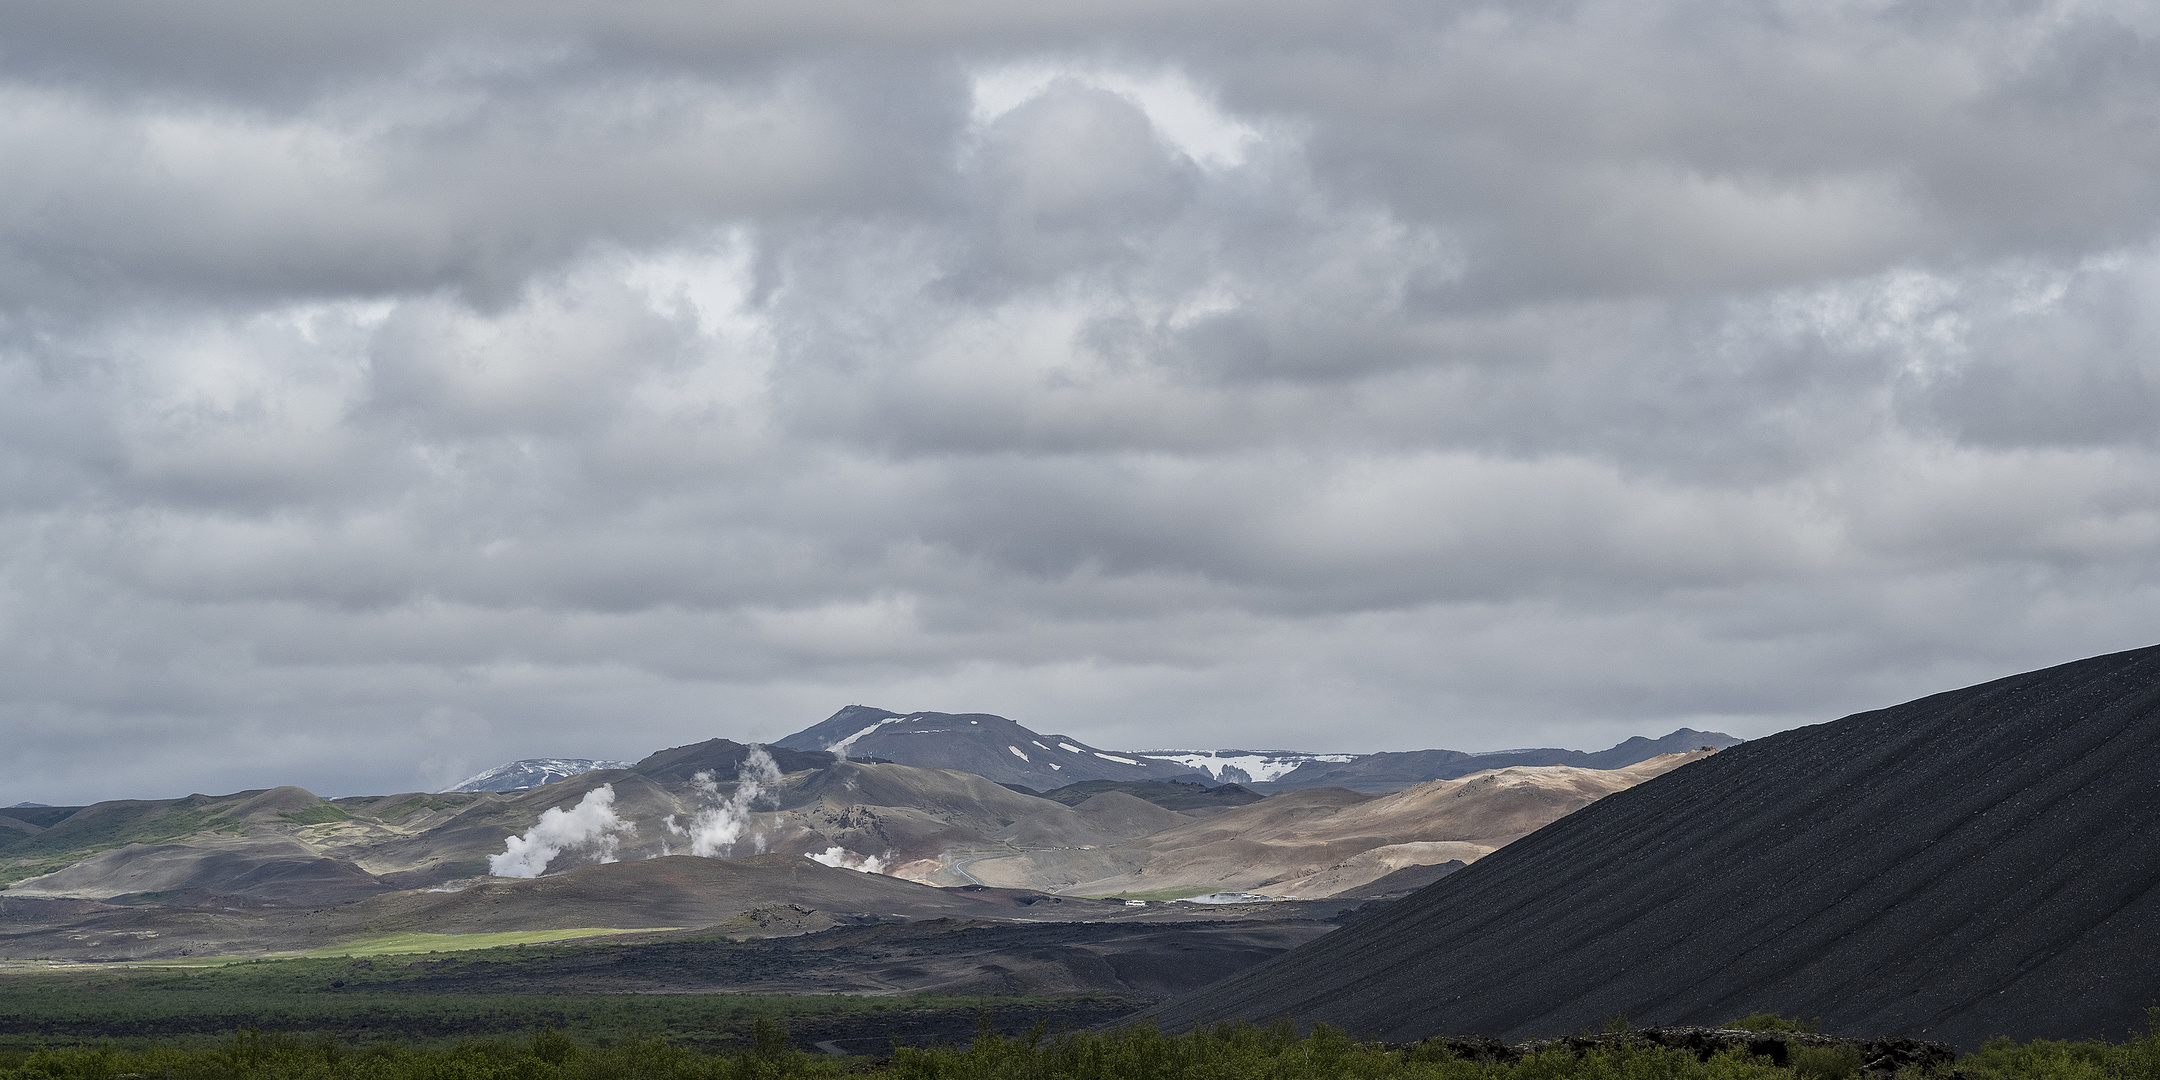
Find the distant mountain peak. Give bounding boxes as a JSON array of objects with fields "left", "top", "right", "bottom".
[
  {"left": 1142, "top": 729, "right": 1743, "bottom": 792},
  {"left": 445, "top": 758, "right": 636, "bottom": 793},
  {"left": 774, "top": 708, "right": 1207, "bottom": 789}
]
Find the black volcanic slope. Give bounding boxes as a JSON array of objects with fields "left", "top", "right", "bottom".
[{"left": 1144, "top": 645, "right": 2160, "bottom": 1049}]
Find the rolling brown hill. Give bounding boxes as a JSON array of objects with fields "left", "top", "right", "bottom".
[
  {"left": 2, "top": 733, "right": 1719, "bottom": 963},
  {"left": 965, "top": 753, "right": 1713, "bottom": 898},
  {"left": 0, "top": 750, "right": 1202, "bottom": 906}
]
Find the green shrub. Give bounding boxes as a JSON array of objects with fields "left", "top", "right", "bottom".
[
  {"left": 1721, "top": 1015, "right": 1819, "bottom": 1034},
  {"left": 1959, "top": 1008, "right": 2160, "bottom": 1080},
  {"left": 1786, "top": 1045, "right": 1862, "bottom": 1080},
  {"left": 528, "top": 1028, "right": 579, "bottom": 1066}
]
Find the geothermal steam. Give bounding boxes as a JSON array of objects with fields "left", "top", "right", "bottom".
[
  {"left": 489, "top": 784, "right": 635, "bottom": 878},
  {"left": 810, "top": 846, "right": 888, "bottom": 874},
  {"left": 667, "top": 747, "right": 781, "bottom": 857},
  {"left": 488, "top": 747, "right": 895, "bottom": 879}
]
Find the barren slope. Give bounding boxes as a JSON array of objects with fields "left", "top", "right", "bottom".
[
  {"left": 1251, "top": 730, "right": 1741, "bottom": 792},
  {"left": 1145, "top": 644, "right": 2160, "bottom": 1048},
  {"left": 969, "top": 754, "right": 1709, "bottom": 898}
]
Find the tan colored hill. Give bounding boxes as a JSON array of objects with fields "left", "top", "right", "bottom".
[
  {"left": 0, "top": 853, "right": 1363, "bottom": 964},
  {"left": 0, "top": 739, "right": 1713, "bottom": 947},
  {"left": 0, "top": 748, "right": 1211, "bottom": 908},
  {"left": 964, "top": 752, "right": 1715, "bottom": 899}
]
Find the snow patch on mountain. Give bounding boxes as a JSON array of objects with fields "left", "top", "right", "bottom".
[
  {"left": 829, "top": 718, "right": 902, "bottom": 759},
  {"left": 1144, "top": 750, "right": 1356, "bottom": 784},
  {"left": 447, "top": 758, "right": 635, "bottom": 793}
]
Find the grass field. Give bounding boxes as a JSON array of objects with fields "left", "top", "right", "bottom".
[
  {"left": 0, "top": 951, "right": 1135, "bottom": 1052},
  {"left": 288, "top": 929, "right": 677, "bottom": 958}
]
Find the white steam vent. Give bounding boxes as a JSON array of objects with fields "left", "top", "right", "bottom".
[
  {"left": 809, "top": 847, "right": 888, "bottom": 874},
  {"left": 488, "top": 784, "right": 636, "bottom": 878},
  {"left": 666, "top": 746, "right": 781, "bottom": 858}
]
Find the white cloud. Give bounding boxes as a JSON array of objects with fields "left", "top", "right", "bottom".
[{"left": 4, "top": 1, "right": 2160, "bottom": 805}]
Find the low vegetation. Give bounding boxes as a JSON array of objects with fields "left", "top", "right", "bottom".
[
  {"left": 289, "top": 929, "right": 667, "bottom": 958},
  {"left": 0, "top": 801, "right": 250, "bottom": 889},
  {"left": 0, "top": 971, "right": 1099, "bottom": 1052},
  {"left": 0, "top": 1012, "right": 2155, "bottom": 1080}
]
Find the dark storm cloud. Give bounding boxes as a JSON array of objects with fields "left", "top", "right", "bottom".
[{"left": 3, "top": 0, "right": 2159, "bottom": 804}]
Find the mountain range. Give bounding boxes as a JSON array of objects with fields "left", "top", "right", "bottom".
[
  {"left": 1150, "top": 729, "right": 1742, "bottom": 792},
  {"left": 771, "top": 705, "right": 1738, "bottom": 794},
  {"left": 0, "top": 724, "right": 1712, "bottom": 962},
  {"left": 772, "top": 707, "right": 1211, "bottom": 789}
]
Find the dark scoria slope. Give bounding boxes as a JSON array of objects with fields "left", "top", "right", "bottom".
[{"left": 1144, "top": 645, "right": 2160, "bottom": 1049}]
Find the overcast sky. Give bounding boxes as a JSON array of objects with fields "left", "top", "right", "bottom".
[{"left": 4, "top": 0, "right": 2159, "bottom": 804}]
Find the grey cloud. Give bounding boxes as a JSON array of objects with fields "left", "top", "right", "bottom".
[
  {"left": 1903, "top": 253, "right": 2160, "bottom": 449},
  {"left": 1201, "top": 3, "right": 2160, "bottom": 304},
  {"left": 4, "top": 1, "right": 2160, "bottom": 805},
  {"left": 0, "top": 61, "right": 968, "bottom": 310},
  {"left": 949, "top": 80, "right": 1200, "bottom": 291}
]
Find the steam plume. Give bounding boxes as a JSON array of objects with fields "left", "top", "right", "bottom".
[
  {"left": 809, "top": 846, "right": 889, "bottom": 874},
  {"left": 488, "top": 784, "right": 635, "bottom": 878},
  {"left": 666, "top": 746, "right": 781, "bottom": 857}
]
